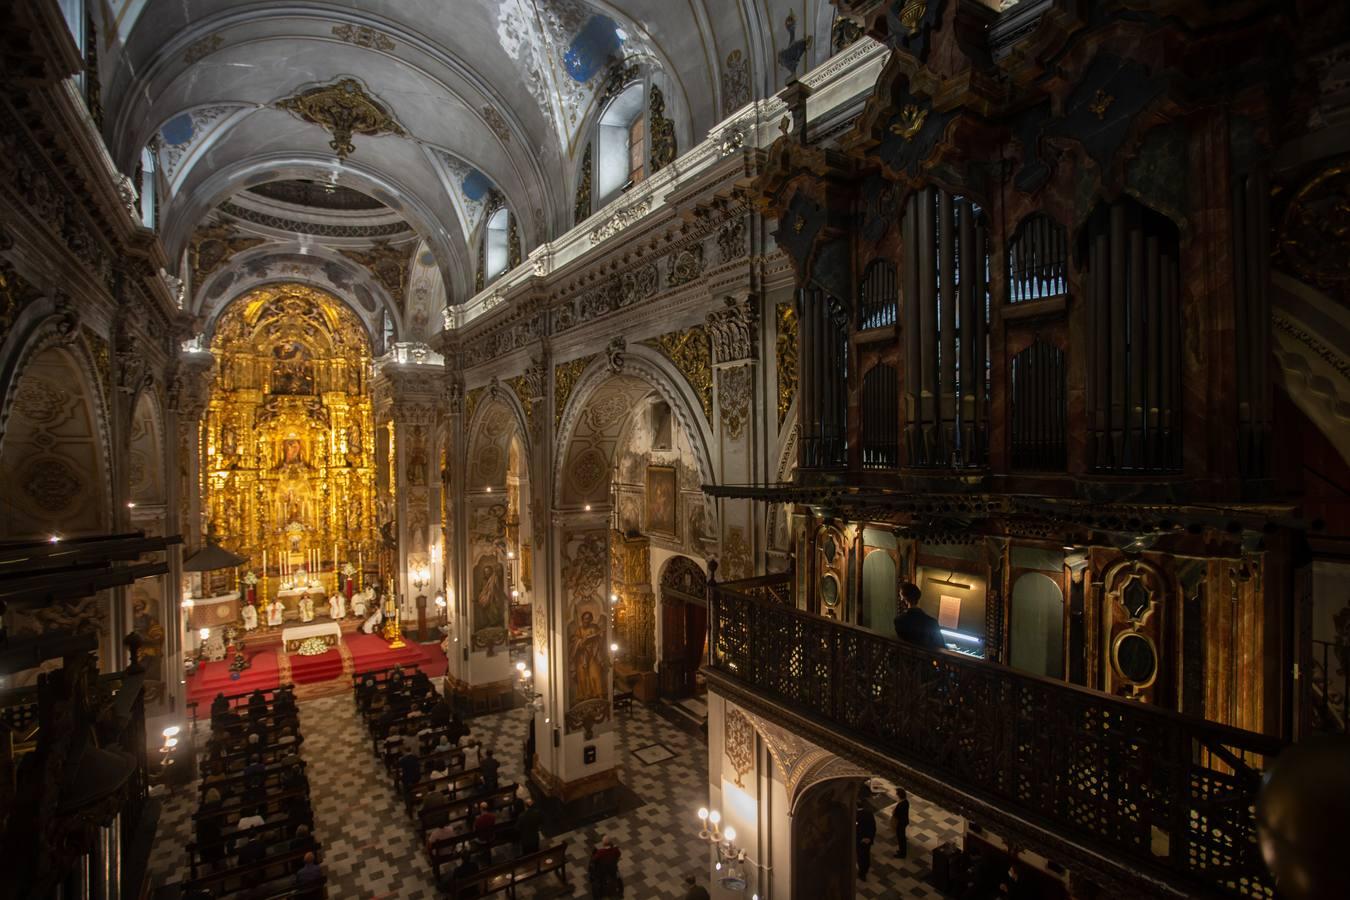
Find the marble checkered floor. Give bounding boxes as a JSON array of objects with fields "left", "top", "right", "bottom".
[{"left": 147, "top": 690, "right": 961, "bottom": 898}]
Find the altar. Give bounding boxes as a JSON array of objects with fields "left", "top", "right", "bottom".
[{"left": 282, "top": 621, "right": 342, "bottom": 653}]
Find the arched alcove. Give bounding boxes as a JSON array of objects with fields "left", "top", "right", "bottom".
[{"left": 1009, "top": 572, "right": 1065, "bottom": 678}]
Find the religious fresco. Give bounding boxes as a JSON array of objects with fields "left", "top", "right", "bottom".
[
  {"left": 202, "top": 283, "right": 378, "bottom": 609},
  {"left": 471, "top": 552, "right": 509, "bottom": 648},
  {"left": 130, "top": 582, "right": 167, "bottom": 708},
  {"left": 562, "top": 530, "right": 611, "bottom": 736}
]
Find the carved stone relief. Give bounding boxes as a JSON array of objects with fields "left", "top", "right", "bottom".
[
  {"left": 718, "top": 366, "right": 752, "bottom": 441},
  {"left": 724, "top": 706, "right": 756, "bottom": 788}
]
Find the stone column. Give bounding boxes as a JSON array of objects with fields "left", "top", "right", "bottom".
[
  {"left": 530, "top": 503, "right": 621, "bottom": 819},
  {"left": 708, "top": 295, "right": 761, "bottom": 581},
  {"left": 372, "top": 361, "right": 446, "bottom": 625},
  {"left": 165, "top": 352, "right": 213, "bottom": 722}
]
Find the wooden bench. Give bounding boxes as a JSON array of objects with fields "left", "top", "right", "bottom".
[
  {"left": 443, "top": 842, "right": 569, "bottom": 897},
  {"left": 187, "top": 822, "right": 315, "bottom": 877},
  {"left": 194, "top": 784, "right": 313, "bottom": 832},
  {"left": 199, "top": 758, "right": 306, "bottom": 797},
  {"left": 612, "top": 690, "right": 634, "bottom": 713},
  {"left": 417, "top": 784, "right": 518, "bottom": 839},
  {"left": 179, "top": 846, "right": 321, "bottom": 899},
  {"left": 427, "top": 819, "right": 519, "bottom": 882},
  {"left": 400, "top": 766, "right": 486, "bottom": 814}
]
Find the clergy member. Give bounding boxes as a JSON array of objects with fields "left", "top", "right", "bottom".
[
  {"left": 241, "top": 602, "right": 258, "bottom": 631},
  {"left": 267, "top": 598, "right": 285, "bottom": 628},
  {"left": 361, "top": 603, "right": 384, "bottom": 635},
  {"left": 351, "top": 588, "right": 369, "bottom": 619},
  {"left": 328, "top": 592, "right": 345, "bottom": 620},
  {"left": 299, "top": 593, "right": 316, "bottom": 623}
]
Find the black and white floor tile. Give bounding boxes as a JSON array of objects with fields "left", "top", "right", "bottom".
[{"left": 147, "top": 691, "right": 961, "bottom": 899}]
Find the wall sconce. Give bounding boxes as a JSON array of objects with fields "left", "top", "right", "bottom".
[
  {"left": 696, "top": 807, "right": 747, "bottom": 874},
  {"left": 515, "top": 660, "right": 543, "bottom": 710},
  {"left": 434, "top": 593, "right": 446, "bottom": 625},
  {"left": 411, "top": 564, "right": 430, "bottom": 592}
]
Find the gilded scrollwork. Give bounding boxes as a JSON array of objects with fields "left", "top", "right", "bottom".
[
  {"left": 724, "top": 707, "right": 756, "bottom": 788},
  {"left": 553, "top": 355, "right": 594, "bottom": 427},
  {"left": 776, "top": 302, "right": 798, "bottom": 428},
  {"left": 575, "top": 142, "right": 593, "bottom": 225},
  {"left": 277, "top": 78, "right": 406, "bottom": 159},
  {"left": 649, "top": 86, "right": 677, "bottom": 173},
  {"left": 644, "top": 326, "right": 713, "bottom": 422},
  {"left": 718, "top": 366, "right": 752, "bottom": 441}
]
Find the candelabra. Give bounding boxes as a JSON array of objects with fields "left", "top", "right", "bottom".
[{"left": 697, "top": 808, "right": 753, "bottom": 893}]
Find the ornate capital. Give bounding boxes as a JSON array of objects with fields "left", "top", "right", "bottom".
[
  {"left": 276, "top": 78, "right": 406, "bottom": 159},
  {"left": 707, "top": 295, "right": 758, "bottom": 364},
  {"left": 523, "top": 355, "right": 548, "bottom": 402}
]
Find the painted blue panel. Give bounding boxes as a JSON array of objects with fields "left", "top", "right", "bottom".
[
  {"left": 461, "top": 169, "right": 492, "bottom": 202},
  {"left": 563, "top": 15, "right": 622, "bottom": 83},
  {"left": 161, "top": 112, "right": 194, "bottom": 146}
]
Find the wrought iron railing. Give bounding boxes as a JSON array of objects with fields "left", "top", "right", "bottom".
[{"left": 708, "top": 576, "right": 1284, "bottom": 899}]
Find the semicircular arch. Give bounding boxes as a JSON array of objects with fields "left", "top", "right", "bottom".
[{"left": 553, "top": 345, "right": 715, "bottom": 509}]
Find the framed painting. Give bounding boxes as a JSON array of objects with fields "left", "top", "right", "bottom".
[{"left": 646, "top": 465, "right": 678, "bottom": 537}]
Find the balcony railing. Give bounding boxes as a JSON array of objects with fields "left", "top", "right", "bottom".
[{"left": 708, "top": 575, "right": 1283, "bottom": 899}]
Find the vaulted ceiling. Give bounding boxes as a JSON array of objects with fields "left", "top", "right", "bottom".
[{"left": 99, "top": 1, "right": 842, "bottom": 318}]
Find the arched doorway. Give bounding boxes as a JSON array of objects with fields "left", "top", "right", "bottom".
[{"left": 658, "top": 555, "right": 707, "bottom": 698}]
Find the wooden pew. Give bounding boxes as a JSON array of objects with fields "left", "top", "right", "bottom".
[
  {"left": 199, "top": 758, "right": 307, "bottom": 799},
  {"left": 193, "top": 784, "right": 313, "bottom": 834},
  {"left": 416, "top": 784, "right": 518, "bottom": 841},
  {"left": 187, "top": 821, "right": 315, "bottom": 879},
  {"left": 427, "top": 819, "right": 520, "bottom": 883},
  {"left": 179, "top": 846, "right": 321, "bottom": 899},
  {"left": 442, "top": 842, "right": 569, "bottom": 897}
]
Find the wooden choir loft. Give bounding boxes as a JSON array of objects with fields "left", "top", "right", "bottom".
[{"left": 705, "top": 2, "right": 1350, "bottom": 900}]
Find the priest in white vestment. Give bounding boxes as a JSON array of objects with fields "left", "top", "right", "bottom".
[
  {"left": 360, "top": 605, "right": 384, "bottom": 634},
  {"left": 328, "top": 592, "right": 345, "bottom": 620},
  {"left": 266, "top": 599, "right": 285, "bottom": 628},
  {"left": 299, "top": 594, "right": 316, "bottom": 623},
  {"left": 241, "top": 603, "right": 258, "bottom": 631},
  {"left": 351, "top": 588, "right": 370, "bottom": 619}
]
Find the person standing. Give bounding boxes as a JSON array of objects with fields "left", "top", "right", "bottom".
[
  {"left": 479, "top": 748, "right": 500, "bottom": 793},
  {"left": 856, "top": 797, "right": 877, "bottom": 880},
  {"left": 893, "top": 790, "right": 911, "bottom": 858},
  {"left": 515, "top": 797, "right": 542, "bottom": 856}
]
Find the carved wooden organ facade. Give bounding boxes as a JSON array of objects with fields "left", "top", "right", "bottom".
[{"left": 747, "top": 0, "right": 1344, "bottom": 739}]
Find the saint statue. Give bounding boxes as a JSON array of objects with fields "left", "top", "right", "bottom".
[
  {"left": 569, "top": 610, "right": 607, "bottom": 703},
  {"left": 266, "top": 598, "right": 285, "bottom": 628},
  {"left": 241, "top": 602, "right": 258, "bottom": 632},
  {"left": 328, "top": 593, "right": 345, "bottom": 620},
  {"left": 299, "top": 593, "right": 316, "bottom": 623}
]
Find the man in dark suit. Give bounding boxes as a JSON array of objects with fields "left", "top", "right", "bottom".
[
  {"left": 479, "top": 748, "right": 500, "bottom": 793},
  {"left": 856, "top": 796, "right": 877, "bottom": 880},
  {"left": 894, "top": 581, "right": 945, "bottom": 650},
  {"left": 893, "top": 790, "right": 911, "bottom": 858},
  {"left": 515, "top": 797, "right": 542, "bottom": 855}
]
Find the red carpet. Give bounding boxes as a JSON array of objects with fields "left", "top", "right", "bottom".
[
  {"left": 289, "top": 649, "right": 345, "bottom": 684},
  {"left": 187, "top": 650, "right": 281, "bottom": 707},
  {"left": 346, "top": 633, "right": 447, "bottom": 678},
  {"left": 185, "top": 636, "right": 446, "bottom": 710}
]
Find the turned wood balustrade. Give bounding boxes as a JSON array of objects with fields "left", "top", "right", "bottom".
[{"left": 708, "top": 575, "right": 1283, "bottom": 899}]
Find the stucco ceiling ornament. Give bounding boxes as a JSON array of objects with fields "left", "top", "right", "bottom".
[{"left": 276, "top": 78, "right": 406, "bottom": 160}]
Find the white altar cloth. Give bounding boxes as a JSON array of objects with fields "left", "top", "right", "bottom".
[{"left": 281, "top": 621, "right": 342, "bottom": 653}]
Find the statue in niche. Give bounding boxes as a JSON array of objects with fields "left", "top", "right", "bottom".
[
  {"left": 270, "top": 341, "right": 314, "bottom": 394},
  {"left": 345, "top": 423, "right": 363, "bottom": 466}
]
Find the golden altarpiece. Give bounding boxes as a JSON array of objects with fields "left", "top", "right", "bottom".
[{"left": 202, "top": 283, "right": 378, "bottom": 611}]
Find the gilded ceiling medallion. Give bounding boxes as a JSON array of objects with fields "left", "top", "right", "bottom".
[{"left": 277, "top": 78, "right": 406, "bottom": 159}]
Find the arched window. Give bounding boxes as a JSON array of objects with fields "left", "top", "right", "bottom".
[
  {"left": 596, "top": 83, "right": 645, "bottom": 203},
  {"left": 484, "top": 208, "right": 509, "bottom": 283},
  {"left": 139, "top": 147, "right": 157, "bottom": 230}
]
